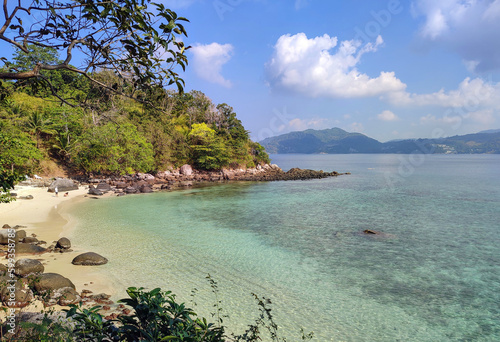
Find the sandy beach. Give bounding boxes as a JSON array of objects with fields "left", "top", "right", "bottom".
[{"left": 1, "top": 185, "right": 117, "bottom": 305}]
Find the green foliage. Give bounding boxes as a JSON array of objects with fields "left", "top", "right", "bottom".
[
  {"left": 188, "top": 123, "right": 230, "bottom": 170},
  {"left": 0, "top": 0, "right": 189, "bottom": 103},
  {"left": 72, "top": 122, "right": 155, "bottom": 175}
]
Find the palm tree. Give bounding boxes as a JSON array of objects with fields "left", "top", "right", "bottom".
[{"left": 26, "top": 112, "right": 54, "bottom": 148}]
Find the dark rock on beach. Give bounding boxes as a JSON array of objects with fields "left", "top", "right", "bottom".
[
  {"left": 88, "top": 185, "right": 104, "bottom": 196},
  {"left": 1, "top": 278, "right": 33, "bottom": 308},
  {"left": 15, "top": 243, "right": 47, "bottom": 255},
  {"left": 56, "top": 237, "right": 71, "bottom": 249},
  {"left": 48, "top": 178, "right": 79, "bottom": 193},
  {"left": 14, "top": 259, "right": 45, "bottom": 277},
  {"left": 72, "top": 252, "right": 108, "bottom": 266},
  {"left": 32, "top": 273, "right": 76, "bottom": 293}
]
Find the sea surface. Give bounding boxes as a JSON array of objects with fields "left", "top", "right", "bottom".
[{"left": 67, "top": 154, "right": 500, "bottom": 341}]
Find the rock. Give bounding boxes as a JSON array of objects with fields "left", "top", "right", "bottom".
[
  {"left": 115, "top": 182, "right": 128, "bottom": 189},
  {"left": 15, "top": 243, "right": 47, "bottom": 255},
  {"left": 56, "top": 237, "right": 71, "bottom": 249},
  {"left": 136, "top": 173, "right": 155, "bottom": 181},
  {"left": 96, "top": 182, "right": 112, "bottom": 192},
  {"left": 139, "top": 184, "right": 153, "bottom": 193},
  {"left": 22, "top": 236, "right": 38, "bottom": 244},
  {"left": 47, "top": 178, "right": 78, "bottom": 193},
  {"left": 0, "top": 264, "right": 7, "bottom": 275},
  {"left": 117, "top": 192, "right": 126, "bottom": 197},
  {"left": 14, "top": 259, "right": 44, "bottom": 277},
  {"left": 16, "top": 230, "right": 27, "bottom": 241},
  {"left": 180, "top": 164, "right": 193, "bottom": 176},
  {"left": 2, "top": 224, "right": 11, "bottom": 229},
  {"left": 32, "top": 273, "right": 75, "bottom": 293},
  {"left": 1, "top": 279, "right": 33, "bottom": 308},
  {"left": 19, "top": 195, "right": 34, "bottom": 200},
  {"left": 124, "top": 186, "right": 138, "bottom": 194},
  {"left": 88, "top": 185, "right": 104, "bottom": 196},
  {"left": 72, "top": 252, "right": 108, "bottom": 266},
  {"left": 56, "top": 287, "right": 81, "bottom": 306},
  {"left": 363, "top": 229, "right": 379, "bottom": 235},
  {"left": 0, "top": 230, "right": 27, "bottom": 244},
  {"left": 103, "top": 305, "right": 111, "bottom": 311}
]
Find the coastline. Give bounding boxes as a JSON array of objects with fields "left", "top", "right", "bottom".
[{"left": 0, "top": 185, "right": 117, "bottom": 313}]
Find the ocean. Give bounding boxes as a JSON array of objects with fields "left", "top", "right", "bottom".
[{"left": 67, "top": 154, "right": 500, "bottom": 341}]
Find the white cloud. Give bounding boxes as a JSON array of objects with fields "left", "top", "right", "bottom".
[
  {"left": 413, "top": 0, "right": 500, "bottom": 72},
  {"left": 287, "top": 117, "right": 330, "bottom": 131},
  {"left": 190, "top": 43, "right": 234, "bottom": 88},
  {"left": 266, "top": 33, "right": 406, "bottom": 98},
  {"left": 378, "top": 110, "right": 399, "bottom": 121},
  {"left": 386, "top": 77, "right": 500, "bottom": 108}
]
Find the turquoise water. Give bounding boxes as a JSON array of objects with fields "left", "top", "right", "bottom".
[{"left": 68, "top": 154, "right": 500, "bottom": 341}]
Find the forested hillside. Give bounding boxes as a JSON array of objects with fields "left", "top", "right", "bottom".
[{"left": 0, "top": 46, "right": 269, "bottom": 188}]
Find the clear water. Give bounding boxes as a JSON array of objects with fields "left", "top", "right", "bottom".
[{"left": 68, "top": 154, "right": 500, "bottom": 341}]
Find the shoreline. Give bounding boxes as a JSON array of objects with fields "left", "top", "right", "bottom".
[{"left": 0, "top": 185, "right": 117, "bottom": 317}]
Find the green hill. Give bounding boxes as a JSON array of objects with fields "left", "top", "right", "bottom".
[{"left": 260, "top": 128, "right": 500, "bottom": 154}]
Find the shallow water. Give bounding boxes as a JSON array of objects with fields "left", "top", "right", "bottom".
[{"left": 69, "top": 154, "right": 500, "bottom": 341}]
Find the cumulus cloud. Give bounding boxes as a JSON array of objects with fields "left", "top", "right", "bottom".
[
  {"left": 266, "top": 33, "right": 406, "bottom": 98},
  {"left": 386, "top": 77, "right": 500, "bottom": 108},
  {"left": 190, "top": 43, "right": 234, "bottom": 88},
  {"left": 378, "top": 110, "right": 399, "bottom": 121},
  {"left": 412, "top": 0, "right": 500, "bottom": 72}
]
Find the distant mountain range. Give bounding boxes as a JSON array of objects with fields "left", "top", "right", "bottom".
[{"left": 260, "top": 128, "right": 500, "bottom": 154}]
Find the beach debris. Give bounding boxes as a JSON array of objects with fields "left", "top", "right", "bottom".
[
  {"left": 56, "top": 237, "right": 71, "bottom": 250},
  {"left": 72, "top": 252, "right": 108, "bottom": 266},
  {"left": 14, "top": 259, "right": 44, "bottom": 277}
]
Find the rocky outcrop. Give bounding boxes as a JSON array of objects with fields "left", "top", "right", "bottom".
[
  {"left": 55, "top": 287, "right": 81, "bottom": 306},
  {"left": 14, "top": 259, "right": 44, "bottom": 277},
  {"left": 72, "top": 252, "right": 108, "bottom": 266},
  {"left": 48, "top": 178, "right": 79, "bottom": 193},
  {"left": 88, "top": 185, "right": 104, "bottom": 196}
]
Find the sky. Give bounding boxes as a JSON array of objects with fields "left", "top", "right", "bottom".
[{"left": 163, "top": 0, "right": 500, "bottom": 142}]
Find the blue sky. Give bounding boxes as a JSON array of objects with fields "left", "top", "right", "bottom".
[{"left": 165, "top": 0, "right": 500, "bottom": 142}]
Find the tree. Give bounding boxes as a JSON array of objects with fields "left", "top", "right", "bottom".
[
  {"left": 0, "top": 0, "right": 189, "bottom": 106},
  {"left": 188, "top": 123, "right": 230, "bottom": 170}
]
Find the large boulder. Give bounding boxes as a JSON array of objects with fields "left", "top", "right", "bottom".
[
  {"left": 15, "top": 243, "right": 47, "bottom": 255},
  {"left": 88, "top": 185, "right": 103, "bottom": 196},
  {"left": 14, "top": 259, "right": 44, "bottom": 277},
  {"left": 56, "top": 237, "right": 71, "bottom": 249},
  {"left": 96, "top": 182, "right": 112, "bottom": 192},
  {"left": 72, "top": 252, "right": 108, "bottom": 266},
  {"left": 180, "top": 164, "right": 193, "bottom": 176},
  {"left": 32, "top": 273, "right": 75, "bottom": 293},
  {"left": 47, "top": 178, "right": 78, "bottom": 193}
]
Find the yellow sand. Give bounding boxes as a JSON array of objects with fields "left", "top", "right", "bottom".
[{"left": 1, "top": 185, "right": 117, "bottom": 298}]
